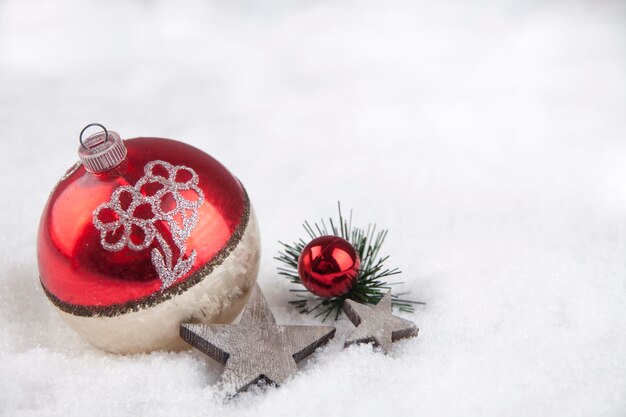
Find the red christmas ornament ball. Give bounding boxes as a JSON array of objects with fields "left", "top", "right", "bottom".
[
  {"left": 297, "top": 235, "right": 360, "bottom": 298},
  {"left": 37, "top": 126, "right": 260, "bottom": 354}
]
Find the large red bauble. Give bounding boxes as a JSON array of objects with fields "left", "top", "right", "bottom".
[
  {"left": 37, "top": 129, "right": 260, "bottom": 353},
  {"left": 297, "top": 235, "right": 360, "bottom": 298}
]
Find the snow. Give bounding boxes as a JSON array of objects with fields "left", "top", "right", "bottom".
[{"left": 1, "top": 0, "right": 625, "bottom": 416}]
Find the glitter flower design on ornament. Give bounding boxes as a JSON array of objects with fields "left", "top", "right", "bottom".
[{"left": 93, "top": 160, "right": 205, "bottom": 288}]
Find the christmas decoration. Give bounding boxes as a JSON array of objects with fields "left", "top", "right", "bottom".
[
  {"left": 276, "top": 204, "right": 422, "bottom": 320},
  {"left": 180, "top": 284, "right": 336, "bottom": 394},
  {"left": 297, "top": 235, "right": 360, "bottom": 298},
  {"left": 343, "top": 291, "right": 418, "bottom": 353},
  {"left": 37, "top": 124, "right": 261, "bottom": 354}
]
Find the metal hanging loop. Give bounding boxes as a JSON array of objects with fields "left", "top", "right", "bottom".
[{"left": 79, "top": 123, "right": 109, "bottom": 150}]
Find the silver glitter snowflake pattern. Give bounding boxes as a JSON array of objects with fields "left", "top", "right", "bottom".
[{"left": 92, "top": 160, "right": 205, "bottom": 288}]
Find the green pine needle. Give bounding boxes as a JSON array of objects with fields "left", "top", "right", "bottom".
[{"left": 275, "top": 203, "right": 424, "bottom": 321}]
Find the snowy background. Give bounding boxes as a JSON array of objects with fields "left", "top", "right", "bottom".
[{"left": 1, "top": 0, "right": 625, "bottom": 416}]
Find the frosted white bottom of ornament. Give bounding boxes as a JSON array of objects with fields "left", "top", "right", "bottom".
[{"left": 58, "top": 208, "right": 261, "bottom": 354}]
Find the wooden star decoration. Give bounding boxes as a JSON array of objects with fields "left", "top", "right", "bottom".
[
  {"left": 342, "top": 291, "right": 418, "bottom": 353},
  {"left": 180, "top": 284, "right": 336, "bottom": 394}
]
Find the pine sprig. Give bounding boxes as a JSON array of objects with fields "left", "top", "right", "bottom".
[{"left": 275, "top": 203, "right": 424, "bottom": 321}]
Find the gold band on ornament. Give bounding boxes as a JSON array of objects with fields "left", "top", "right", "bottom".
[{"left": 40, "top": 185, "right": 251, "bottom": 318}]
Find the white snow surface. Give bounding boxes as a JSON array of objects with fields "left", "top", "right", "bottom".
[{"left": 1, "top": 1, "right": 625, "bottom": 416}]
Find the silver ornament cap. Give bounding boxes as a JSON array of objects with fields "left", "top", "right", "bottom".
[{"left": 78, "top": 123, "right": 127, "bottom": 174}]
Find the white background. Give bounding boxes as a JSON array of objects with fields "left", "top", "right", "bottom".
[{"left": 1, "top": 1, "right": 625, "bottom": 416}]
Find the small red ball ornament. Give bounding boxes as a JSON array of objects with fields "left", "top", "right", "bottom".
[
  {"left": 297, "top": 235, "right": 360, "bottom": 298},
  {"left": 37, "top": 124, "right": 261, "bottom": 354}
]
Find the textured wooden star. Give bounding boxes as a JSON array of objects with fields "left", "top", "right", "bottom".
[
  {"left": 180, "top": 284, "right": 336, "bottom": 393},
  {"left": 343, "top": 291, "right": 418, "bottom": 353}
]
